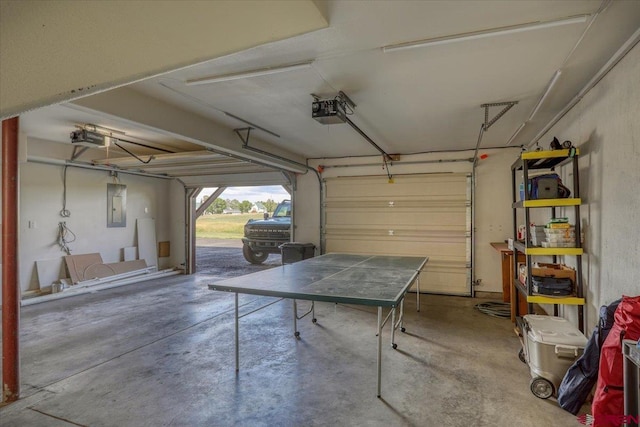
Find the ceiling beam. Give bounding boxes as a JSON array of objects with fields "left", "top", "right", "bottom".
[
  {"left": 70, "top": 87, "right": 308, "bottom": 173},
  {"left": 105, "top": 161, "right": 251, "bottom": 172},
  {"left": 131, "top": 164, "right": 273, "bottom": 175},
  {"left": 93, "top": 150, "right": 231, "bottom": 168},
  {"left": 0, "top": 1, "right": 327, "bottom": 118},
  {"left": 180, "top": 171, "right": 291, "bottom": 188}
]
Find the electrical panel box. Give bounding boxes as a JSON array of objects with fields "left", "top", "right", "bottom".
[{"left": 312, "top": 99, "right": 346, "bottom": 124}]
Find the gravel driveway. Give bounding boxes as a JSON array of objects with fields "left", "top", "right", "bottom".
[{"left": 195, "top": 238, "right": 282, "bottom": 278}]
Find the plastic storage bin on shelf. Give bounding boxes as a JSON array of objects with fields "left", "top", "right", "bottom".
[
  {"left": 543, "top": 227, "right": 576, "bottom": 248},
  {"left": 521, "top": 315, "right": 587, "bottom": 399},
  {"left": 529, "top": 224, "right": 546, "bottom": 246}
]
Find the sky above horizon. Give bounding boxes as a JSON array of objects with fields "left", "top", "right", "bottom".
[{"left": 199, "top": 186, "right": 289, "bottom": 204}]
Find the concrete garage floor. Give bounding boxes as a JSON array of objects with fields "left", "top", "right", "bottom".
[{"left": 1, "top": 247, "right": 584, "bottom": 426}]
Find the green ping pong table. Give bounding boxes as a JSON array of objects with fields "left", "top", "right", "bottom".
[{"left": 208, "top": 253, "right": 428, "bottom": 397}]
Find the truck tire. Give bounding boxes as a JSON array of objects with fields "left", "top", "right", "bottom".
[{"left": 243, "top": 244, "right": 269, "bottom": 264}]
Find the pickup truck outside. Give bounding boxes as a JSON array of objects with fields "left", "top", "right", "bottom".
[{"left": 241, "top": 200, "right": 291, "bottom": 264}]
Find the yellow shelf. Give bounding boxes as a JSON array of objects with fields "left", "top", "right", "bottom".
[
  {"left": 512, "top": 148, "right": 580, "bottom": 171},
  {"left": 526, "top": 295, "right": 585, "bottom": 305},
  {"left": 524, "top": 247, "right": 583, "bottom": 256},
  {"left": 515, "top": 198, "right": 582, "bottom": 208},
  {"left": 513, "top": 241, "right": 583, "bottom": 255},
  {"left": 521, "top": 149, "right": 580, "bottom": 160}
]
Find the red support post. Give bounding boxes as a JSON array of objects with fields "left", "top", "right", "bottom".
[{"left": 2, "top": 117, "right": 20, "bottom": 402}]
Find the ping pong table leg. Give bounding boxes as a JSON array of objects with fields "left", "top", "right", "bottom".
[
  {"left": 377, "top": 306, "right": 383, "bottom": 398},
  {"left": 416, "top": 275, "right": 420, "bottom": 312},
  {"left": 390, "top": 299, "right": 407, "bottom": 350},
  {"left": 391, "top": 306, "right": 397, "bottom": 349},
  {"left": 235, "top": 292, "right": 239, "bottom": 372},
  {"left": 293, "top": 299, "right": 299, "bottom": 338},
  {"left": 399, "top": 298, "right": 406, "bottom": 333},
  {"left": 292, "top": 300, "right": 316, "bottom": 339}
]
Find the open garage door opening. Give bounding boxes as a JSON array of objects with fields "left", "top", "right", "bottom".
[{"left": 194, "top": 186, "right": 290, "bottom": 278}]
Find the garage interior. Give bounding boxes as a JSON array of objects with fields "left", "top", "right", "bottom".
[{"left": 1, "top": 1, "right": 639, "bottom": 426}]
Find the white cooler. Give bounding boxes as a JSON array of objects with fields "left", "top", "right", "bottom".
[{"left": 521, "top": 314, "right": 587, "bottom": 399}]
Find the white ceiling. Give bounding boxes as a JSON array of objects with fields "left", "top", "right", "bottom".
[{"left": 18, "top": 1, "right": 640, "bottom": 180}]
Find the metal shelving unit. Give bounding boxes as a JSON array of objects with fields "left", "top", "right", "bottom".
[{"left": 511, "top": 149, "right": 585, "bottom": 332}]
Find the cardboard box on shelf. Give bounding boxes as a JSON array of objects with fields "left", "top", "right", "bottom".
[{"left": 518, "top": 262, "right": 577, "bottom": 286}]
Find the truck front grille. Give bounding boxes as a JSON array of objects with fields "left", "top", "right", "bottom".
[{"left": 247, "top": 228, "right": 289, "bottom": 239}]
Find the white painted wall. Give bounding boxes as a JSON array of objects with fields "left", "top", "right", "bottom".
[
  {"left": 296, "top": 147, "right": 520, "bottom": 295},
  {"left": 473, "top": 148, "right": 523, "bottom": 292},
  {"left": 17, "top": 138, "right": 184, "bottom": 293},
  {"left": 537, "top": 43, "right": 640, "bottom": 329}
]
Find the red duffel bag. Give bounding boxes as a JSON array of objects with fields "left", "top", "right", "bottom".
[{"left": 591, "top": 295, "right": 640, "bottom": 426}]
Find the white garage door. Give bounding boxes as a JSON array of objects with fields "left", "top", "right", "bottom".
[{"left": 324, "top": 173, "right": 471, "bottom": 296}]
